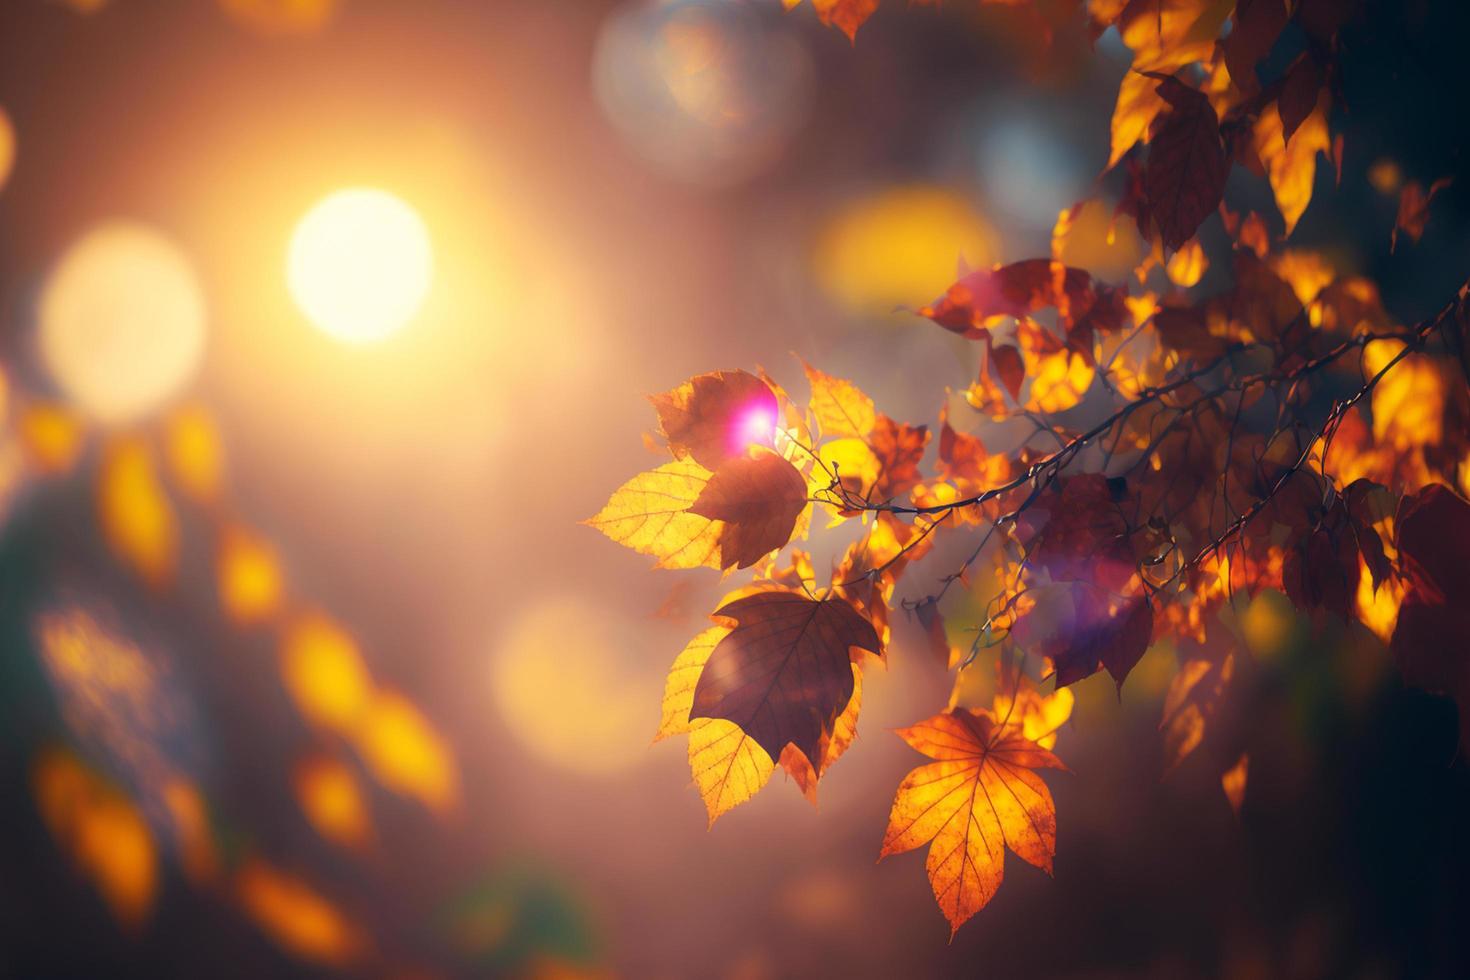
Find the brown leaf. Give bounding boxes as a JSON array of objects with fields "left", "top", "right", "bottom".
[
  {"left": 650, "top": 370, "right": 778, "bottom": 470},
  {"left": 1143, "top": 73, "right": 1229, "bottom": 250},
  {"left": 691, "top": 591, "right": 882, "bottom": 763},
  {"left": 1392, "top": 177, "right": 1453, "bottom": 252},
  {"left": 690, "top": 450, "right": 808, "bottom": 569},
  {"left": 1222, "top": 0, "right": 1290, "bottom": 91},
  {"left": 1391, "top": 484, "right": 1470, "bottom": 751}
]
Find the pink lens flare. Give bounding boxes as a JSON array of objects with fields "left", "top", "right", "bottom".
[{"left": 730, "top": 402, "right": 778, "bottom": 455}]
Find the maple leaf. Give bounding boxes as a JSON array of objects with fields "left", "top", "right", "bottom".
[
  {"left": 786, "top": 0, "right": 881, "bottom": 41},
  {"left": 1143, "top": 73, "right": 1228, "bottom": 251},
  {"left": 583, "top": 460, "right": 723, "bottom": 570},
  {"left": 690, "top": 450, "right": 808, "bottom": 569},
  {"left": 691, "top": 590, "right": 881, "bottom": 763},
  {"left": 655, "top": 626, "right": 776, "bottom": 824},
  {"left": 867, "top": 414, "right": 930, "bottom": 499},
  {"left": 803, "top": 360, "right": 876, "bottom": 439},
  {"left": 778, "top": 663, "right": 863, "bottom": 803},
  {"left": 880, "top": 708, "right": 1067, "bottom": 937},
  {"left": 1391, "top": 483, "right": 1470, "bottom": 751},
  {"left": 650, "top": 370, "right": 778, "bottom": 470}
]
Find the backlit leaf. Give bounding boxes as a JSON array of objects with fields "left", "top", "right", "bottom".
[
  {"left": 880, "top": 708, "right": 1067, "bottom": 936},
  {"left": 691, "top": 590, "right": 881, "bottom": 763}
]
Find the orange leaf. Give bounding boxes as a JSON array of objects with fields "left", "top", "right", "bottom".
[
  {"left": 650, "top": 370, "right": 777, "bottom": 470},
  {"left": 880, "top": 708, "right": 1067, "bottom": 936}
]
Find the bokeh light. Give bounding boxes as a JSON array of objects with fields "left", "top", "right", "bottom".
[
  {"left": 287, "top": 188, "right": 433, "bottom": 344},
  {"left": 492, "top": 597, "right": 651, "bottom": 777},
  {"left": 593, "top": 0, "right": 813, "bottom": 186},
  {"left": 217, "top": 0, "right": 340, "bottom": 36},
  {"left": 39, "top": 223, "right": 207, "bottom": 425},
  {"left": 0, "top": 104, "right": 14, "bottom": 193},
  {"left": 814, "top": 186, "right": 998, "bottom": 315}
]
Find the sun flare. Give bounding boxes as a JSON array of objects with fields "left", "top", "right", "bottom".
[{"left": 287, "top": 188, "right": 433, "bottom": 344}]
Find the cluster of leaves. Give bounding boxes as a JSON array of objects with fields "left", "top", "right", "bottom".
[{"left": 590, "top": 0, "right": 1470, "bottom": 937}]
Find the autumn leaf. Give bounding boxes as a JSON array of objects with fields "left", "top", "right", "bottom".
[
  {"left": 880, "top": 708, "right": 1067, "bottom": 936},
  {"left": 1391, "top": 177, "right": 1453, "bottom": 252},
  {"left": 1222, "top": 0, "right": 1289, "bottom": 91},
  {"left": 690, "top": 450, "right": 808, "bottom": 569},
  {"left": 650, "top": 370, "right": 778, "bottom": 470},
  {"left": 1143, "top": 73, "right": 1228, "bottom": 251},
  {"left": 778, "top": 663, "right": 863, "bottom": 803},
  {"left": 689, "top": 719, "right": 775, "bottom": 826},
  {"left": 1390, "top": 483, "right": 1470, "bottom": 751},
  {"left": 584, "top": 460, "right": 724, "bottom": 570},
  {"left": 691, "top": 590, "right": 881, "bottom": 763},
  {"left": 786, "top": 0, "right": 880, "bottom": 41},
  {"left": 803, "top": 360, "right": 876, "bottom": 439}
]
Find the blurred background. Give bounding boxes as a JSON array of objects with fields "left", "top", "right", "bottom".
[{"left": 1, "top": 1, "right": 1469, "bottom": 977}]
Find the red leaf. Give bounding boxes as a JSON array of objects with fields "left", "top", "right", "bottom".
[
  {"left": 1143, "top": 74, "right": 1229, "bottom": 251},
  {"left": 689, "top": 451, "right": 809, "bottom": 569},
  {"left": 1391, "top": 485, "right": 1470, "bottom": 750}
]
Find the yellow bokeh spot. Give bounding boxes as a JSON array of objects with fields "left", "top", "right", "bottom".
[
  {"left": 0, "top": 104, "right": 14, "bottom": 193},
  {"left": 813, "top": 186, "right": 997, "bottom": 315},
  {"left": 351, "top": 689, "right": 460, "bottom": 813},
  {"left": 97, "top": 436, "right": 178, "bottom": 588},
  {"left": 1367, "top": 158, "right": 1403, "bottom": 196},
  {"left": 217, "top": 0, "right": 338, "bottom": 35},
  {"left": 492, "top": 597, "right": 651, "bottom": 777},
  {"left": 18, "top": 403, "right": 86, "bottom": 475},
  {"left": 236, "top": 859, "right": 363, "bottom": 966},
  {"left": 293, "top": 754, "right": 372, "bottom": 848},
  {"left": 1239, "top": 591, "right": 1296, "bottom": 662},
  {"left": 280, "top": 613, "right": 374, "bottom": 732},
  {"left": 163, "top": 403, "right": 225, "bottom": 505},
  {"left": 217, "top": 524, "right": 286, "bottom": 626},
  {"left": 1052, "top": 198, "right": 1146, "bottom": 282},
  {"left": 33, "top": 747, "right": 158, "bottom": 929},
  {"left": 288, "top": 188, "right": 433, "bottom": 344},
  {"left": 40, "top": 222, "right": 206, "bottom": 425}
]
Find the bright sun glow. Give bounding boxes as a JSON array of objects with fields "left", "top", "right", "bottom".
[{"left": 287, "top": 188, "right": 433, "bottom": 344}]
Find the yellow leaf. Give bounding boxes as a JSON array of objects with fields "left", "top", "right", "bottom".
[
  {"left": 1254, "top": 96, "right": 1331, "bottom": 235},
  {"left": 688, "top": 718, "right": 773, "bottom": 826},
  {"left": 583, "top": 460, "right": 724, "bottom": 570},
  {"left": 803, "top": 361, "right": 876, "bottom": 440},
  {"left": 655, "top": 626, "right": 730, "bottom": 741}
]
